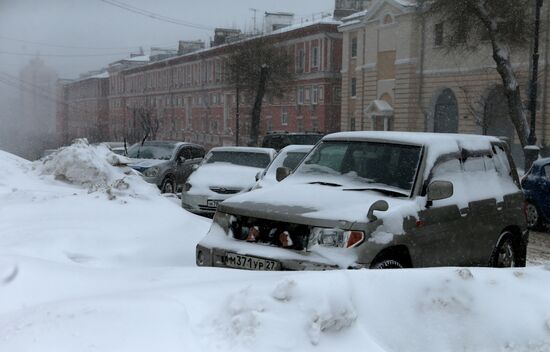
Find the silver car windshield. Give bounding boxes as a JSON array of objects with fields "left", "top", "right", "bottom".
[
  {"left": 204, "top": 151, "right": 271, "bottom": 168},
  {"left": 127, "top": 144, "right": 176, "bottom": 160},
  {"left": 293, "top": 141, "right": 422, "bottom": 194}
]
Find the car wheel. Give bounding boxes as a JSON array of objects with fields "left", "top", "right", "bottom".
[
  {"left": 490, "top": 232, "right": 516, "bottom": 268},
  {"left": 526, "top": 202, "right": 541, "bottom": 229},
  {"left": 371, "top": 259, "right": 404, "bottom": 269},
  {"left": 161, "top": 177, "right": 176, "bottom": 194}
]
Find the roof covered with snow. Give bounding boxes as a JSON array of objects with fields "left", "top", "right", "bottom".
[{"left": 324, "top": 131, "right": 499, "bottom": 148}]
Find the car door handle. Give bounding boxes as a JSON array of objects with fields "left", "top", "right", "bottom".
[{"left": 459, "top": 208, "right": 469, "bottom": 217}]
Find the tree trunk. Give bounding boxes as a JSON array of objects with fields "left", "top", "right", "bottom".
[
  {"left": 491, "top": 47, "right": 530, "bottom": 148},
  {"left": 249, "top": 65, "right": 269, "bottom": 147}
]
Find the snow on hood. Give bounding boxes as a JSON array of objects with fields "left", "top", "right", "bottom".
[
  {"left": 187, "top": 163, "right": 264, "bottom": 195},
  {"left": 221, "top": 180, "right": 423, "bottom": 233},
  {"left": 128, "top": 158, "right": 167, "bottom": 170}
]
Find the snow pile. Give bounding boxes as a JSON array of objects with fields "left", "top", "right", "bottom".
[
  {"left": 35, "top": 139, "right": 156, "bottom": 199},
  {"left": 0, "top": 147, "right": 211, "bottom": 267}
]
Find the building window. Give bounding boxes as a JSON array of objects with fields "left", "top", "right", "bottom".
[
  {"left": 296, "top": 48, "right": 305, "bottom": 72},
  {"left": 281, "top": 108, "right": 288, "bottom": 126},
  {"left": 333, "top": 87, "right": 341, "bottom": 103},
  {"left": 312, "top": 86, "right": 319, "bottom": 105},
  {"left": 319, "top": 86, "right": 324, "bottom": 101},
  {"left": 383, "top": 14, "right": 394, "bottom": 25},
  {"left": 351, "top": 36, "right": 358, "bottom": 58},
  {"left": 305, "top": 88, "right": 311, "bottom": 103},
  {"left": 297, "top": 87, "right": 305, "bottom": 105},
  {"left": 350, "top": 117, "right": 356, "bottom": 131},
  {"left": 266, "top": 117, "right": 273, "bottom": 132},
  {"left": 434, "top": 23, "right": 444, "bottom": 46},
  {"left": 312, "top": 46, "right": 320, "bottom": 68},
  {"left": 351, "top": 78, "right": 357, "bottom": 97}
]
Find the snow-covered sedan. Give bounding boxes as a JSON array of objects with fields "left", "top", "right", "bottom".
[
  {"left": 252, "top": 144, "right": 314, "bottom": 190},
  {"left": 181, "top": 146, "right": 276, "bottom": 216}
]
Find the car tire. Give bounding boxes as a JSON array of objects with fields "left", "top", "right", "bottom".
[
  {"left": 490, "top": 232, "right": 517, "bottom": 268},
  {"left": 370, "top": 259, "right": 404, "bottom": 270},
  {"left": 526, "top": 202, "right": 541, "bottom": 230},
  {"left": 161, "top": 177, "right": 176, "bottom": 194}
]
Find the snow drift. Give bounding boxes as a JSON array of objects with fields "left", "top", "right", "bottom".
[{"left": 1, "top": 146, "right": 550, "bottom": 352}]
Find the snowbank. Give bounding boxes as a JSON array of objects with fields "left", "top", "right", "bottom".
[
  {"left": 1, "top": 146, "right": 550, "bottom": 352},
  {"left": 1, "top": 258, "right": 550, "bottom": 352},
  {"left": 35, "top": 139, "right": 156, "bottom": 199},
  {"left": 0, "top": 144, "right": 211, "bottom": 267}
]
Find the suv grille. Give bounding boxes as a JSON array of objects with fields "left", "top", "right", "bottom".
[{"left": 210, "top": 187, "right": 241, "bottom": 195}]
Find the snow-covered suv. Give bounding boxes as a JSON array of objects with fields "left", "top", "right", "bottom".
[{"left": 196, "top": 132, "right": 528, "bottom": 270}]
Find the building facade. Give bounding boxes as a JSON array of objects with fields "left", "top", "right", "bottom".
[
  {"left": 58, "top": 18, "right": 344, "bottom": 149},
  {"left": 339, "top": 0, "right": 550, "bottom": 164}
]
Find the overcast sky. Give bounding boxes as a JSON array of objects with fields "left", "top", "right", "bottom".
[{"left": 0, "top": 0, "right": 334, "bottom": 78}]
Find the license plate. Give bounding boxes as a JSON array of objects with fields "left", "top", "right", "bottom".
[
  {"left": 225, "top": 253, "right": 281, "bottom": 271},
  {"left": 207, "top": 200, "right": 221, "bottom": 208}
]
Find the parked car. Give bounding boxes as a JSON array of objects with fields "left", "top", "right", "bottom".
[
  {"left": 252, "top": 144, "right": 314, "bottom": 190},
  {"left": 127, "top": 141, "right": 205, "bottom": 193},
  {"left": 522, "top": 157, "right": 550, "bottom": 229},
  {"left": 100, "top": 142, "right": 127, "bottom": 155},
  {"left": 261, "top": 131, "right": 324, "bottom": 151},
  {"left": 196, "top": 132, "right": 528, "bottom": 271},
  {"left": 181, "top": 146, "right": 276, "bottom": 216}
]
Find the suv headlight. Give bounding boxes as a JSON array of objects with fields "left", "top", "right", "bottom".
[
  {"left": 311, "top": 228, "right": 365, "bottom": 248},
  {"left": 143, "top": 167, "right": 160, "bottom": 177}
]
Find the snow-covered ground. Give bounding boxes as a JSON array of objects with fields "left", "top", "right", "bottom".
[{"left": 1, "top": 142, "right": 550, "bottom": 352}]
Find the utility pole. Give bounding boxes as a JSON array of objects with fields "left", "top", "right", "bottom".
[
  {"left": 249, "top": 8, "right": 258, "bottom": 34},
  {"left": 235, "top": 85, "right": 240, "bottom": 146},
  {"left": 526, "top": 0, "right": 544, "bottom": 169}
]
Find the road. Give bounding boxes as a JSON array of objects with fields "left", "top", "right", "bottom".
[{"left": 527, "top": 230, "right": 550, "bottom": 266}]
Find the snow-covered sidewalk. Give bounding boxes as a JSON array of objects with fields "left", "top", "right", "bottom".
[{"left": 1, "top": 142, "right": 550, "bottom": 352}]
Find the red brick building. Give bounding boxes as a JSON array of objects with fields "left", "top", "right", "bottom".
[{"left": 58, "top": 18, "right": 343, "bottom": 149}]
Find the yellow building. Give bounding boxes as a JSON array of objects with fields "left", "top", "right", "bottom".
[{"left": 339, "top": 0, "right": 550, "bottom": 164}]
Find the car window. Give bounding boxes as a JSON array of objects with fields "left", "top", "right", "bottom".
[
  {"left": 492, "top": 145, "right": 512, "bottom": 177},
  {"left": 205, "top": 151, "right": 271, "bottom": 168},
  {"left": 544, "top": 164, "right": 550, "bottom": 178},
  {"left": 191, "top": 147, "right": 205, "bottom": 159},
  {"left": 177, "top": 147, "right": 192, "bottom": 160},
  {"left": 296, "top": 141, "right": 422, "bottom": 193},
  {"left": 127, "top": 144, "right": 176, "bottom": 160}
]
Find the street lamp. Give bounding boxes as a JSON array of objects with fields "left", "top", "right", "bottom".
[{"left": 526, "top": 0, "right": 544, "bottom": 170}]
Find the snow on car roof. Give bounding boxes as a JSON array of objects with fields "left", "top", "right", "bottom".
[
  {"left": 210, "top": 146, "right": 276, "bottom": 154},
  {"left": 278, "top": 144, "right": 315, "bottom": 153},
  {"left": 324, "top": 131, "right": 500, "bottom": 149}
]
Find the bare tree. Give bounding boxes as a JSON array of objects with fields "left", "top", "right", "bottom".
[
  {"left": 420, "top": 0, "right": 534, "bottom": 155},
  {"left": 129, "top": 106, "right": 160, "bottom": 143},
  {"left": 225, "top": 37, "right": 295, "bottom": 146}
]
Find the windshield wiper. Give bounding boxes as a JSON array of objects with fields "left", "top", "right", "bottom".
[
  {"left": 309, "top": 181, "right": 342, "bottom": 187},
  {"left": 343, "top": 187, "right": 408, "bottom": 197}
]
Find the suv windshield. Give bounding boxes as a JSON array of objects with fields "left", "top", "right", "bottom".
[
  {"left": 127, "top": 144, "right": 176, "bottom": 160},
  {"left": 205, "top": 151, "right": 271, "bottom": 168},
  {"left": 293, "top": 141, "right": 422, "bottom": 194}
]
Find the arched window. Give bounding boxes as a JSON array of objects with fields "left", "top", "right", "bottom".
[
  {"left": 433, "top": 88, "right": 459, "bottom": 133},
  {"left": 383, "top": 14, "right": 394, "bottom": 24}
]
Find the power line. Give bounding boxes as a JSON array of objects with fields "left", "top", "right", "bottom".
[
  {"left": 97, "top": 0, "right": 214, "bottom": 31},
  {"left": 0, "top": 35, "right": 142, "bottom": 51},
  {"left": 0, "top": 35, "right": 176, "bottom": 51},
  {"left": 0, "top": 50, "right": 131, "bottom": 58}
]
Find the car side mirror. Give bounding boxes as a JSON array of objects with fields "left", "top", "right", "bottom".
[
  {"left": 427, "top": 180, "right": 454, "bottom": 202},
  {"left": 367, "top": 200, "right": 389, "bottom": 222},
  {"left": 177, "top": 156, "right": 185, "bottom": 165},
  {"left": 276, "top": 167, "right": 291, "bottom": 182},
  {"left": 192, "top": 164, "right": 199, "bottom": 170},
  {"left": 255, "top": 171, "right": 262, "bottom": 181}
]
